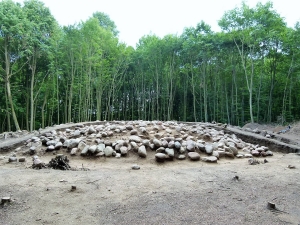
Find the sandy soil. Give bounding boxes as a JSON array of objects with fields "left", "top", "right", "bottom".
[{"left": 0, "top": 122, "right": 300, "bottom": 225}]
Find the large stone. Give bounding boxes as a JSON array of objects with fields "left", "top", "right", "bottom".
[
  {"left": 68, "top": 139, "right": 80, "bottom": 149},
  {"left": 129, "top": 135, "right": 142, "bottom": 143},
  {"left": 104, "top": 147, "right": 114, "bottom": 157},
  {"left": 88, "top": 126, "right": 96, "bottom": 134},
  {"left": 81, "top": 145, "right": 90, "bottom": 156},
  {"left": 130, "top": 130, "right": 138, "bottom": 135},
  {"left": 155, "top": 153, "right": 166, "bottom": 162},
  {"left": 202, "top": 156, "right": 218, "bottom": 163},
  {"left": 230, "top": 146, "right": 238, "bottom": 156},
  {"left": 142, "top": 139, "right": 150, "bottom": 147},
  {"left": 72, "top": 130, "right": 81, "bottom": 138},
  {"left": 174, "top": 141, "right": 181, "bottom": 149},
  {"left": 138, "top": 145, "right": 147, "bottom": 158},
  {"left": 120, "top": 146, "right": 128, "bottom": 155},
  {"left": 168, "top": 141, "right": 175, "bottom": 148},
  {"left": 205, "top": 144, "right": 213, "bottom": 155},
  {"left": 89, "top": 145, "right": 97, "bottom": 154},
  {"left": 54, "top": 142, "right": 63, "bottom": 150},
  {"left": 156, "top": 147, "right": 165, "bottom": 153},
  {"left": 96, "top": 144, "right": 105, "bottom": 153},
  {"left": 212, "top": 151, "right": 219, "bottom": 159},
  {"left": 153, "top": 138, "right": 162, "bottom": 147},
  {"left": 165, "top": 148, "right": 174, "bottom": 158},
  {"left": 188, "top": 152, "right": 200, "bottom": 161},
  {"left": 186, "top": 142, "right": 196, "bottom": 152},
  {"left": 78, "top": 141, "right": 87, "bottom": 151}
]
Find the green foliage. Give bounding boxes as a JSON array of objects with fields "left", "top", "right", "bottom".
[{"left": 0, "top": 1, "right": 300, "bottom": 132}]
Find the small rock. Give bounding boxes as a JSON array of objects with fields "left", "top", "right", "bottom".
[
  {"left": 8, "top": 157, "right": 17, "bottom": 163},
  {"left": 18, "top": 157, "right": 26, "bottom": 162},
  {"left": 132, "top": 164, "right": 140, "bottom": 170},
  {"left": 251, "top": 150, "right": 260, "bottom": 157},
  {"left": 177, "top": 154, "right": 186, "bottom": 160},
  {"left": 70, "top": 148, "right": 78, "bottom": 156}
]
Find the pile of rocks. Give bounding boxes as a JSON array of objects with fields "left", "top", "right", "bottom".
[{"left": 19, "top": 121, "right": 274, "bottom": 164}]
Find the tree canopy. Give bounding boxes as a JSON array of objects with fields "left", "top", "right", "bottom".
[{"left": 0, "top": 0, "right": 299, "bottom": 132}]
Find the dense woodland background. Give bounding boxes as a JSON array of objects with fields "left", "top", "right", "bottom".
[{"left": 1, "top": 0, "right": 300, "bottom": 132}]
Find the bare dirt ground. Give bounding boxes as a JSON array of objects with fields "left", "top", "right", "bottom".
[{"left": 0, "top": 121, "right": 300, "bottom": 225}]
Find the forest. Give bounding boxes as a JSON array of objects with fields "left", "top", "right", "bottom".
[{"left": 1, "top": 0, "right": 300, "bottom": 133}]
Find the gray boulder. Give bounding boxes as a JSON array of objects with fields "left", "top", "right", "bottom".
[
  {"left": 104, "top": 147, "right": 114, "bottom": 157},
  {"left": 188, "top": 152, "right": 200, "bottom": 161},
  {"left": 138, "top": 145, "right": 147, "bottom": 158},
  {"left": 205, "top": 144, "right": 213, "bottom": 155}
]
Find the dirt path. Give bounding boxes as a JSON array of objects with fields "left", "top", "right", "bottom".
[{"left": 1, "top": 152, "right": 300, "bottom": 225}]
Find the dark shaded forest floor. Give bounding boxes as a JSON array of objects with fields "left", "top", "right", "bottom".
[{"left": 0, "top": 121, "right": 300, "bottom": 225}]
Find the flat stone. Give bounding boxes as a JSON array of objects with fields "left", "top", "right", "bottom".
[
  {"left": 251, "top": 150, "right": 260, "bottom": 157},
  {"left": 266, "top": 150, "right": 273, "bottom": 156},
  {"left": 155, "top": 153, "right": 166, "bottom": 162},
  {"left": 129, "top": 135, "right": 142, "bottom": 143},
  {"left": 8, "top": 157, "right": 17, "bottom": 162},
  {"left": 47, "top": 145, "right": 55, "bottom": 151},
  {"left": 132, "top": 164, "right": 140, "bottom": 170},
  {"left": 202, "top": 156, "right": 218, "bottom": 163},
  {"left": 177, "top": 154, "right": 186, "bottom": 160},
  {"left": 236, "top": 154, "right": 244, "bottom": 158},
  {"left": 188, "top": 152, "right": 200, "bottom": 161}
]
